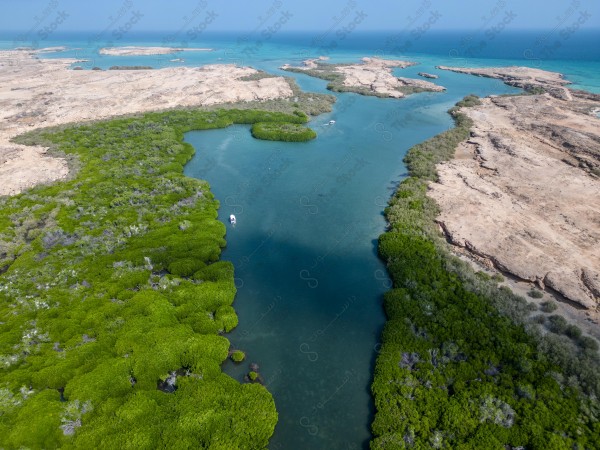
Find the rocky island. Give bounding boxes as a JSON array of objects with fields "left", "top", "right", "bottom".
[
  {"left": 282, "top": 57, "right": 445, "bottom": 98},
  {"left": 430, "top": 66, "right": 600, "bottom": 318}
]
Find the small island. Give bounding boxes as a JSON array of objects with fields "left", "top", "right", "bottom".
[
  {"left": 251, "top": 121, "right": 316, "bottom": 142},
  {"left": 281, "top": 57, "right": 445, "bottom": 98}
]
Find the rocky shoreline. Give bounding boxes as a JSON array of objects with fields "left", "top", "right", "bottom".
[{"left": 429, "top": 67, "right": 600, "bottom": 315}]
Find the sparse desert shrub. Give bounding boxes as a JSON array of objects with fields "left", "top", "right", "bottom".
[
  {"left": 565, "top": 324, "right": 583, "bottom": 339},
  {"left": 492, "top": 273, "right": 504, "bottom": 283},
  {"left": 526, "top": 302, "right": 539, "bottom": 312},
  {"left": 577, "top": 336, "right": 599, "bottom": 352},
  {"left": 533, "top": 314, "right": 546, "bottom": 324},
  {"left": 540, "top": 300, "right": 558, "bottom": 313},
  {"left": 372, "top": 96, "right": 600, "bottom": 449},
  {"left": 527, "top": 289, "right": 544, "bottom": 299},
  {"left": 547, "top": 315, "right": 568, "bottom": 334}
]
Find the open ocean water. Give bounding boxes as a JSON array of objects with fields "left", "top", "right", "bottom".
[{"left": 2, "top": 30, "right": 599, "bottom": 449}]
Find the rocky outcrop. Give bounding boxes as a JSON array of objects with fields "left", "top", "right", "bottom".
[
  {"left": 282, "top": 57, "right": 445, "bottom": 98},
  {"left": 418, "top": 72, "right": 438, "bottom": 79},
  {"left": 436, "top": 65, "right": 575, "bottom": 100},
  {"left": 429, "top": 87, "right": 600, "bottom": 311}
]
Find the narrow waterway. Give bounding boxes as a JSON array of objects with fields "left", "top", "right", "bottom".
[{"left": 184, "top": 66, "right": 520, "bottom": 449}]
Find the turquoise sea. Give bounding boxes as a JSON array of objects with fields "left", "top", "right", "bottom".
[{"left": 3, "top": 31, "right": 599, "bottom": 449}]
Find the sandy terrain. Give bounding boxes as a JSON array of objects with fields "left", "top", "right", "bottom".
[
  {"left": 282, "top": 57, "right": 445, "bottom": 98},
  {"left": 99, "top": 46, "right": 212, "bottom": 56},
  {"left": 428, "top": 68, "right": 600, "bottom": 314},
  {"left": 0, "top": 49, "right": 294, "bottom": 196}
]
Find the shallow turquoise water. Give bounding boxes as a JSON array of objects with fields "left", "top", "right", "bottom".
[{"left": 184, "top": 68, "right": 520, "bottom": 448}]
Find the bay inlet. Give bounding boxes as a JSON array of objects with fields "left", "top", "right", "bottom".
[{"left": 184, "top": 65, "right": 520, "bottom": 449}]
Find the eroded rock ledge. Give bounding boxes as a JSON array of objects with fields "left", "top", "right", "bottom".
[
  {"left": 428, "top": 69, "right": 600, "bottom": 310},
  {"left": 282, "top": 57, "right": 445, "bottom": 98}
]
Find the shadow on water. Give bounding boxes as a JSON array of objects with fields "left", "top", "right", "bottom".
[{"left": 217, "top": 229, "right": 386, "bottom": 450}]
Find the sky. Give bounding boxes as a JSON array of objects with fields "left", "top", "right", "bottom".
[{"left": 1, "top": 0, "right": 599, "bottom": 34}]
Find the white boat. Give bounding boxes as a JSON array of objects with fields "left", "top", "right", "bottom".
[
  {"left": 229, "top": 214, "right": 237, "bottom": 225},
  {"left": 328, "top": 120, "right": 336, "bottom": 125}
]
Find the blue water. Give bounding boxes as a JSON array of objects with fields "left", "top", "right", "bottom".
[
  {"left": 2, "top": 30, "right": 598, "bottom": 448},
  {"left": 183, "top": 75, "right": 519, "bottom": 449}
]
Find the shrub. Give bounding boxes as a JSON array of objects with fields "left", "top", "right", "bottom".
[
  {"left": 492, "top": 273, "right": 505, "bottom": 283},
  {"left": 547, "top": 315, "right": 568, "bottom": 334},
  {"left": 231, "top": 350, "right": 246, "bottom": 363},
  {"left": 533, "top": 314, "right": 546, "bottom": 324},
  {"left": 565, "top": 325, "right": 583, "bottom": 339},
  {"left": 168, "top": 258, "right": 206, "bottom": 277},
  {"left": 577, "top": 336, "right": 599, "bottom": 351},
  {"left": 527, "top": 289, "right": 544, "bottom": 299},
  {"left": 248, "top": 371, "right": 258, "bottom": 381},
  {"left": 540, "top": 300, "right": 558, "bottom": 313}
]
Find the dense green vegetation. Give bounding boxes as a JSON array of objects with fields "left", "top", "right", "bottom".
[
  {"left": 251, "top": 120, "right": 316, "bottom": 142},
  {"left": 371, "top": 96, "right": 600, "bottom": 449},
  {"left": 0, "top": 108, "right": 316, "bottom": 448}
]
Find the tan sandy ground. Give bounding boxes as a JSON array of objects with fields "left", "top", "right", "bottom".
[
  {"left": 99, "top": 46, "right": 212, "bottom": 56},
  {"left": 429, "top": 67, "right": 600, "bottom": 319},
  {"left": 282, "top": 57, "right": 445, "bottom": 98},
  {"left": 0, "top": 49, "right": 294, "bottom": 196}
]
